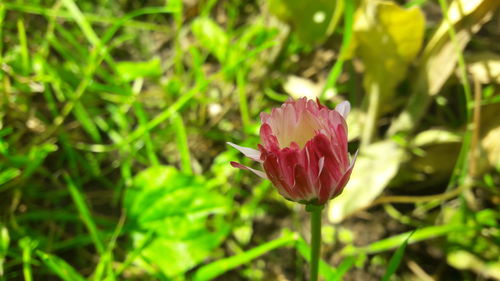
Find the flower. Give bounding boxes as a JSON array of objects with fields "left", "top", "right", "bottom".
[{"left": 228, "top": 97, "right": 357, "bottom": 205}]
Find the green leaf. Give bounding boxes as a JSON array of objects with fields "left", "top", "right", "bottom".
[
  {"left": 36, "top": 250, "right": 87, "bottom": 281},
  {"left": 381, "top": 231, "right": 414, "bottom": 281},
  {"left": 116, "top": 57, "right": 162, "bottom": 82},
  {"left": 124, "top": 166, "right": 231, "bottom": 277},
  {"left": 270, "top": 0, "right": 343, "bottom": 44},
  {"left": 193, "top": 231, "right": 297, "bottom": 281}
]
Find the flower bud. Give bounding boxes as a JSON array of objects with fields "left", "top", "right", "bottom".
[{"left": 229, "top": 97, "right": 357, "bottom": 205}]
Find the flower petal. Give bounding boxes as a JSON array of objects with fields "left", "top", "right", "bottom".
[
  {"left": 349, "top": 149, "right": 359, "bottom": 169},
  {"left": 317, "top": 157, "right": 325, "bottom": 179},
  {"left": 227, "top": 142, "right": 262, "bottom": 162},
  {"left": 335, "top": 101, "right": 350, "bottom": 119},
  {"left": 330, "top": 150, "right": 359, "bottom": 199},
  {"left": 230, "top": 161, "right": 268, "bottom": 179}
]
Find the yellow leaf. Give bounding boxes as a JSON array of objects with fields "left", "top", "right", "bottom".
[{"left": 353, "top": 1, "right": 425, "bottom": 102}]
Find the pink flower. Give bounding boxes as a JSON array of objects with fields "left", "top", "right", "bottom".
[{"left": 228, "top": 97, "right": 357, "bottom": 205}]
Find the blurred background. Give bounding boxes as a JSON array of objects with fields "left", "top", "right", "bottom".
[{"left": 0, "top": 0, "right": 499, "bottom": 280}]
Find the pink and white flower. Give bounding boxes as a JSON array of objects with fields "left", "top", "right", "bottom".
[{"left": 228, "top": 97, "right": 357, "bottom": 205}]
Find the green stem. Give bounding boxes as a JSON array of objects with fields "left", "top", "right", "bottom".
[{"left": 306, "top": 204, "right": 323, "bottom": 281}]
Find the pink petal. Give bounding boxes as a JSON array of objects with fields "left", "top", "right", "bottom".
[
  {"left": 318, "top": 168, "right": 335, "bottom": 204},
  {"left": 262, "top": 154, "right": 294, "bottom": 199},
  {"left": 230, "top": 161, "right": 268, "bottom": 179},
  {"left": 329, "top": 150, "right": 358, "bottom": 199},
  {"left": 293, "top": 164, "right": 315, "bottom": 201},
  {"left": 227, "top": 142, "right": 262, "bottom": 163},
  {"left": 260, "top": 123, "right": 280, "bottom": 150}
]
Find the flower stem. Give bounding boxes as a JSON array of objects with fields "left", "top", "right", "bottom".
[{"left": 306, "top": 204, "right": 323, "bottom": 281}]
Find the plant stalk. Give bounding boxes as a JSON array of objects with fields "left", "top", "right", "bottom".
[{"left": 306, "top": 204, "right": 323, "bottom": 281}]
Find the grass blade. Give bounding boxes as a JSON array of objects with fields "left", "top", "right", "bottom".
[
  {"left": 19, "top": 238, "right": 36, "bottom": 281},
  {"left": 0, "top": 225, "right": 9, "bottom": 277},
  {"left": 342, "top": 224, "right": 472, "bottom": 255},
  {"left": 193, "top": 231, "right": 297, "bottom": 281},
  {"left": 36, "top": 250, "right": 87, "bottom": 281},
  {"left": 171, "top": 112, "right": 192, "bottom": 174},
  {"left": 0, "top": 168, "right": 21, "bottom": 187},
  {"left": 60, "top": 0, "right": 100, "bottom": 46},
  {"left": 320, "top": 0, "right": 355, "bottom": 99},
  {"left": 17, "top": 18, "right": 29, "bottom": 75},
  {"left": 381, "top": 231, "right": 415, "bottom": 281},
  {"left": 329, "top": 255, "right": 357, "bottom": 281},
  {"left": 65, "top": 174, "right": 105, "bottom": 254}
]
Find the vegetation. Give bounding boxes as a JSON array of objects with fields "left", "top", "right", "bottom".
[{"left": 0, "top": 0, "right": 499, "bottom": 280}]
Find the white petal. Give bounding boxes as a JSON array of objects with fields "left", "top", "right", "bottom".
[
  {"left": 335, "top": 101, "right": 351, "bottom": 119},
  {"left": 349, "top": 149, "right": 359, "bottom": 169},
  {"left": 230, "top": 162, "right": 268, "bottom": 179},
  {"left": 227, "top": 142, "right": 262, "bottom": 162}
]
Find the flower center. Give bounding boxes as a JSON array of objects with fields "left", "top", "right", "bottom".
[{"left": 274, "top": 110, "right": 322, "bottom": 149}]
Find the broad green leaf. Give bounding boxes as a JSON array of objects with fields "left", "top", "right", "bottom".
[
  {"left": 36, "top": 250, "right": 87, "bottom": 281},
  {"left": 191, "top": 17, "right": 229, "bottom": 63},
  {"left": 193, "top": 231, "right": 297, "bottom": 281},
  {"left": 328, "top": 140, "right": 404, "bottom": 223},
  {"left": 352, "top": 1, "right": 425, "bottom": 113},
  {"left": 116, "top": 57, "right": 162, "bottom": 82},
  {"left": 124, "top": 166, "right": 231, "bottom": 278},
  {"left": 269, "top": 0, "right": 343, "bottom": 44}
]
